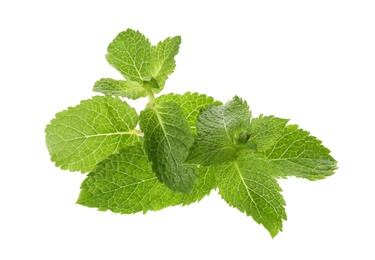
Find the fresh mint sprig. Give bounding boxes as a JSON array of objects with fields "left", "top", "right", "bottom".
[{"left": 45, "top": 29, "right": 337, "bottom": 237}]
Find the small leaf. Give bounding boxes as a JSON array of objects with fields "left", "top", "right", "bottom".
[
  {"left": 139, "top": 101, "right": 198, "bottom": 193},
  {"left": 186, "top": 96, "right": 251, "bottom": 166},
  {"left": 77, "top": 144, "right": 216, "bottom": 213},
  {"left": 215, "top": 150, "right": 286, "bottom": 238},
  {"left": 156, "top": 92, "right": 221, "bottom": 134},
  {"left": 45, "top": 96, "right": 139, "bottom": 173},
  {"left": 150, "top": 36, "right": 181, "bottom": 92},
  {"left": 106, "top": 29, "right": 152, "bottom": 83},
  {"left": 265, "top": 125, "right": 337, "bottom": 180},
  {"left": 93, "top": 78, "right": 147, "bottom": 100}
]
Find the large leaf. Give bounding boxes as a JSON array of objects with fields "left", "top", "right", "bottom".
[
  {"left": 265, "top": 124, "right": 337, "bottom": 180},
  {"left": 139, "top": 101, "right": 198, "bottom": 193},
  {"left": 45, "top": 96, "right": 139, "bottom": 172},
  {"left": 215, "top": 150, "right": 286, "bottom": 238},
  {"left": 77, "top": 144, "right": 216, "bottom": 213}
]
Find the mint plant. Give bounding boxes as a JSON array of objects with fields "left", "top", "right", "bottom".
[{"left": 45, "top": 29, "right": 337, "bottom": 237}]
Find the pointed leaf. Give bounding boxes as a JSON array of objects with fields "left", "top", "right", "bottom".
[
  {"left": 150, "top": 36, "right": 181, "bottom": 92},
  {"left": 45, "top": 96, "right": 139, "bottom": 172},
  {"left": 139, "top": 101, "right": 198, "bottom": 193},
  {"left": 77, "top": 144, "right": 216, "bottom": 213},
  {"left": 265, "top": 124, "right": 337, "bottom": 180},
  {"left": 215, "top": 150, "right": 286, "bottom": 237},
  {"left": 187, "top": 96, "right": 251, "bottom": 166},
  {"left": 106, "top": 29, "right": 152, "bottom": 83}
]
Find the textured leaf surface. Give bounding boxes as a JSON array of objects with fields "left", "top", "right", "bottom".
[
  {"left": 77, "top": 145, "right": 216, "bottom": 213},
  {"left": 215, "top": 150, "right": 286, "bottom": 237},
  {"left": 249, "top": 115, "right": 289, "bottom": 152},
  {"left": 150, "top": 36, "right": 181, "bottom": 91},
  {"left": 156, "top": 92, "right": 221, "bottom": 134},
  {"left": 45, "top": 96, "right": 139, "bottom": 172},
  {"left": 106, "top": 29, "right": 152, "bottom": 83},
  {"left": 93, "top": 78, "right": 147, "bottom": 100},
  {"left": 265, "top": 125, "right": 337, "bottom": 180},
  {"left": 187, "top": 96, "right": 251, "bottom": 166},
  {"left": 139, "top": 101, "right": 198, "bottom": 193}
]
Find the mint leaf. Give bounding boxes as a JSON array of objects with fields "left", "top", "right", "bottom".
[
  {"left": 45, "top": 96, "right": 139, "bottom": 172},
  {"left": 77, "top": 144, "right": 216, "bottom": 213},
  {"left": 106, "top": 29, "right": 152, "bottom": 83},
  {"left": 156, "top": 92, "right": 221, "bottom": 134},
  {"left": 249, "top": 115, "right": 289, "bottom": 152},
  {"left": 150, "top": 36, "right": 181, "bottom": 92},
  {"left": 93, "top": 78, "right": 147, "bottom": 100},
  {"left": 215, "top": 150, "right": 286, "bottom": 238},
  {"left": 186, "top": 96, "right": 251, "bottom": 166},
  {"left": 46, "top": 28, "right": 338, "bottom": 237},
  {"left": 139, "top": 101, "right": 198, "bottom": 193},
  {"left": 265, "top": 124, "right": 337, "bottom": 180}
]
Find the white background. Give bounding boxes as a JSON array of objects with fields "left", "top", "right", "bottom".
[{"left": 1, "top": 0, "right": 374, "bottom": 259}]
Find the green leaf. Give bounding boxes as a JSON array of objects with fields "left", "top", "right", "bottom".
[
  {"left": 139, "top": 101, "right": 198, "bottom": 193},
  {"left": 93, "top": 78, "right": 147, "bottom": 100},
  {"left": 265, "top": 125, "right": 337, "bottom": 180},
  {"left": 106, "top": 29, "right": 152, "bottom": 83},
  {"left": 150, "top": 36, "right": 181, "bottom": 92},
  {"left": 45, "top": 96, "right": 139, "bottom": 173},
  {"left": 215, "top": 150, "right": 286, "bottom": 238},
  {"left": 156, "top": 92, "right": 221, "bottom": 134},
  {"left": 186, "top": 96, "right": 251, "bottom": 166},
  {"left": 249, "top": 115, "right": 289, "bottom": 152},
  {"left": 77, "top": 144, "right": 216, "bottom": 213}
]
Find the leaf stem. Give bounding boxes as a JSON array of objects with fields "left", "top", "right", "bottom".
[{"left": 147, "top": 89, "right": 156, "bottom": 107}]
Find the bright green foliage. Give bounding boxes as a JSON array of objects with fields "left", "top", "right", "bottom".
[
  {"left": 98, "top": 29, "right": 181, "bottom": 100},
  {"left": 150, "top": 36, "right": 181, "bottom": 90},
  {"left": 45, "top": 28, "right": 337, "bottom": 238},
  {"left": 249, "top": 115, "right": 289, "bottom": 152},
  {"left": 215, "top": 150, "right": 286, "bottom": 238},
  {"left": 93, "top": 78, "right": 147, "bottom": 99},
  {"left": 106, "top": 29, "right": 152, "bottom": 83},
  {"left": 45, "top": 96, "right": 139, "bottom": 173},
  {"left": 156, "top": 92, "right": 221, "bottom": 134},
  {"left": 139, "top": 101, "right": 198, "bottom": 193},
  {"left": 186, "top": 96, "right": 252, "bottom": 166},
  {"left": 185, "top": 96, "right": 336, "bottom": 236},
  {"left": 265, "top": 125, "right": 337, "bottom": 180},
  {"left": 77, "top": 144, "right": 216, "bottom": 213}
]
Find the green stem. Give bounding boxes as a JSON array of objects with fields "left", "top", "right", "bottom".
[{"left": 147, "top": 89, "right": 156, "bottom": 107}]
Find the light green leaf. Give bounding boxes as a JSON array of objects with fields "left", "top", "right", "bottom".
[
  {"left": 77, "top": 144, "right": 216, "bottom": 213},
  {"left": 93, "top": 78, "right": 147, "bottom": 100},
  {"left": 45, "top": 96, "right": 139, "bottom": 173},
  {"left": 139, "top": 101, "right": 198, "bottom": 193},
  {"left": 156, "top": 92, "right": 221, "bottom": 134},
  {"left": 106, "top": 29, "right": 152, "bottom": 83},
  {"left": 150, "top": 36, "right": 181, "bottom": 92},
  {"left": 215, "top": 150, "right": 286, "bottom": 238},
  {"left": 265, "top": 125, "right": 337, "bottom": 180},
  {"left": 186, "top": 96, "right": 251, "bottom": 166},
  {"left": 249, "top": 115, "right": 289, "bottom": 152}
]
